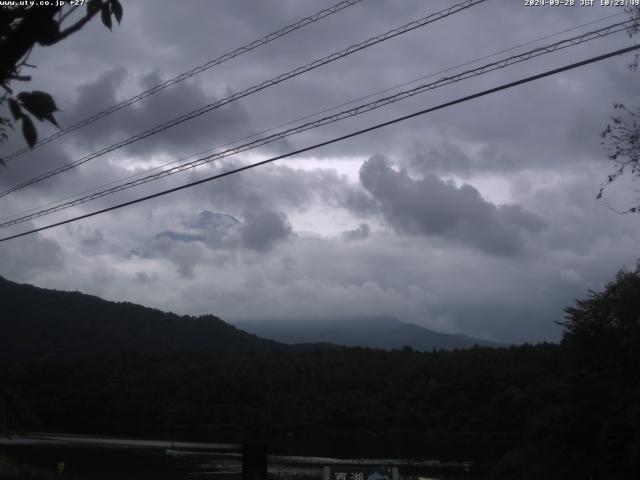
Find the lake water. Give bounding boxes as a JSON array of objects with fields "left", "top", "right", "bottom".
[{"left": 0, "top": 433, "right": 480, "bottom": 480}]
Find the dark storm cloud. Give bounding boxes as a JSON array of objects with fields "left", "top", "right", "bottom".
[
  {"left": 65, "top": 66, "right": 128, "bottom": 126},
  {"left": 16, "top": 0, "right": 631, "bottom": 165},
  {"left": 408, "top": 142, "right": 475, "bottom": 177},
  {"left": 59, "top": 68, "right": 252, "bottom": 157},
  {"left": 240, "top": 205, "right": 293, "bottom": 251},
  {"left": 0, "top": 117, "right": 80, "bottom": 194},
  {"left": 0, "top": 137, "right": 154, "bottom": 229},
  {"left": 18, "top": 0, "right": 634, "bottom": 175},
  {"left": 356, "top": 155, "right": 546, "bottom": 256},
  {"left": 191, "top": 160, "right": 370, "bottom": 216},
  {"left": 406, "top": 142, "right": 516, "bottom": 177}
]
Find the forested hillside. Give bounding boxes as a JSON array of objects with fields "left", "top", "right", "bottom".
[
  {"left": 2, "top": 267, "right": 639, "bottom": 479},
  {"left": 0, "top": 276, "right": 281, "bottom": 359}
]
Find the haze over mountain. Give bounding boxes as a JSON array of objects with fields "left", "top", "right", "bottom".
[
  {"left": 0, "top": 274, "right": 504, "bottom": 362},
  {"left": 234, "top": 317, "right": 505, "bottom": 351}
]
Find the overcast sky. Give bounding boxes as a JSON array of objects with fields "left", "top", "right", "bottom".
[{"left": 1, "top": 0, "right": 639, "bottom": 343}]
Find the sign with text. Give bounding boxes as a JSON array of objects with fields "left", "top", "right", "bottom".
[{"left": 323, "top": 466, "right": 398, "bottom": 480}]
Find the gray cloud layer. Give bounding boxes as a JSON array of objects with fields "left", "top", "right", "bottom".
[
  {"left": 1, "top": 0, "right": 639, "bottom": 344},
  {"left": 356, "top": 155, "right": 546, "bottom": 256}
]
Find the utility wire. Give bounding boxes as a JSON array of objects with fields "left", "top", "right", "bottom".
[
  {"left": 0, "top": 9, "right": 627, "bottom": 227},
  {"left": 1, "top": 44, "right": 637, "bottom": 243},
  {"left": 0, "top": 18, "right": 633, "bottom": 229},
  {"left": 1, "top": 0, "right": 365, "bottom": 163},
  {"left": 2, "top": 10, "right": 625, "bottom": 225},
  {"left": 2, "top": 10, "right": 622, "bottom": 225},
  {"left": 0, "top": 0, "right": 487, "bottom": 198}
]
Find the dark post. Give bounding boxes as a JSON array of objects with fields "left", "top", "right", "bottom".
[{"left": 242, "top": 444, "right": 267, "bottom": 480}]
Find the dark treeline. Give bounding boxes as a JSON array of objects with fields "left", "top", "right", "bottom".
[
  {"left": 2, "top": 267, "right": 640, "bottom": 478},
  {"left": 4, "top": 344, "right": 561, "bottom": 477},
  {"left": 0, "top": 340, "right": 632, "bottom": 478}
]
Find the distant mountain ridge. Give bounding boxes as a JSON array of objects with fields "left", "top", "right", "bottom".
[
  {"left": 0, "top": 275, "right": 503, "bottom": 361},
  {"left": 234, "top": 317, "right": 505, "bottom": 351},
  {"left": 0, "top": 275, "right": 281, "bottom": 360}
]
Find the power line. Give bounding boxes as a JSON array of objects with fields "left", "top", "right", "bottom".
[
  {"left": 0, "top": 0, "right": 487, "bottom": 198},
  {"left": 3, "top": 10, "right": 624, "bottom": 223},
  {"left": 3, "top": 10, "right": 622, "bottom": 225},
  {"left": 0, "top": 18, "right": 633, "bottom": 229},
  {"left": 1, "top": 0, "right": 365, "bottom": 163},
  {"left": 1, "top": 18, "right": 632, "bottom": 227},
  {"left": 1, "top": 44, "right": 637, "bottom": 243}
]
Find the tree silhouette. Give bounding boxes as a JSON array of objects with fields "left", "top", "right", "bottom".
[
  {"left": 560, "top": 263, "right": 640, "bottom": 378},
  {"left": 0, "top": 382, "right": 35, "bottom": 437},
  {"left": 552, "top": 264, "right": 640, "bottom": 478},
  {"left": 0, "top": 0, "right": 122, "bottom": 159}
]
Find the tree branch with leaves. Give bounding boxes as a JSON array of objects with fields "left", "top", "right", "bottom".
[
  {"left": 599, "top": 103, "right": 640, "bottom": 213},
  {"left": 598, "top": 6, "right": 640, "bottom": 213},
  {"left": 0, "top": 0, "right": 123, "bottom": 163}
]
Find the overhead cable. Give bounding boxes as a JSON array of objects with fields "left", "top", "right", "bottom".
[
  {"left": 1, "top": 0, "right": 366, "bottom": 163},
  {"left": 0, "top": 0, "right": 487, "bottom": 197},
  {"left": 0, "top": 19, "right": 633, "bottom": 229},
  {"left": 1, "top": 43, "right": 638, "bottom": 243},
  {"left": 3, "top": 9, "right": 621, "bottom": 225}
]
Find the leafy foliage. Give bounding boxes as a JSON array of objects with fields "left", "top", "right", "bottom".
[
  {"left": 625, "top": 6, "right": 640, "bottom": 71},
  {"left": 16, "top": 91, "right": 59, "bottom": 127},
  {"left": 561, "top": 265, "right": 640, "bottom": 366},
  {"left": 495, "top": 265, "right": 640, "bottom": 479},
  {"left": 600, "top": 104, "right": 640, "bottom": 212},
  {"left": 0, "top": 455, "right": 54, "bottom": 480},
  {"left": 599, "top": 7, "right": 640, "bottom": 212},
  {"left": 0, "top": 0, "right": 123, "bottom": 159},
  {"left": 0, "top": 383, "right": 35, "bottom": 437}
]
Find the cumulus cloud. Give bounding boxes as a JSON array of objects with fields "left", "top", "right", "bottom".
[
  {"left": 355, "top": 155, "right": 546, "bottom": 256},
  {"left": 240, "top": 205, "right": 292, "bottom": 251},
  {"left": 60, "top": 68, "right": 251, "bottom": 157},
  {"left": 65, "top": 67, "right": 128, "bottom": 127},
  {"left": 131, "top": 208, "right": 291, "bottom": 277},
  {"left": 406, "top": 142, "right": 516, "bottom": 178},
  {"left": 5, "top": 157, "right": 639, "bottom": 344}
]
